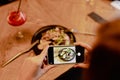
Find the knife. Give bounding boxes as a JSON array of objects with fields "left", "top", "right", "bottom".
[{"left": 88, "top": 12, "right": 107, "bottom": 24}]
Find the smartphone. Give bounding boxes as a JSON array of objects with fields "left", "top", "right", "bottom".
[{"left": 47, "top": 45, "right": 84, "bottom": 65}]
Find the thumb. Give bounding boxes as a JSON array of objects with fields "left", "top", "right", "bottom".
[
  {"left": 73, "top": 63, "right": 89, "bottom": 69},
  {"left": 44, "top": 65, "right": 55, "bottom": 72},
  {"left": 36, "top": 45, "right": 49, "bottom": 61}
]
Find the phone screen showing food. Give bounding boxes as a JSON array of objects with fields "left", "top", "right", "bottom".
[{"left": 48, "top": 45, "right": 84, "bottom": 64}]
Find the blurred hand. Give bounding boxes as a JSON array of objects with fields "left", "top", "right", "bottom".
[
  {"left": 73, "top": 42, "right": 92, "bottom": 69},
  {"left": 19, "top": 46, "right": 55, "bottom": 80}
]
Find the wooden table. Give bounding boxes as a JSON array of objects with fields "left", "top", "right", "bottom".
[{"left": 0, "top": 0, "right": 120, "bottom": 80}]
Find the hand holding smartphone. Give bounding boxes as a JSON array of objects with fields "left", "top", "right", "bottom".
[{"left": 47, "top": 45, "right": 84, "bottom": 65}]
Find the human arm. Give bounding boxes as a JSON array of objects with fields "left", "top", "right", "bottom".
[{"left": 18, "top": 46, "right": 54, "bottom": 80}]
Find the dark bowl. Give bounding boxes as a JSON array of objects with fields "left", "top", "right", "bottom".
[{"left": 31, "top": 25, "right": 76, "bottom": 55}]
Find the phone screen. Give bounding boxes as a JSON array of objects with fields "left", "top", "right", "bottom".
[{"left": 48, "top": 45, "right": 84, "bottom": 64}]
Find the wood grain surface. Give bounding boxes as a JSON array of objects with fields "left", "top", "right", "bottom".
[{"left": 0, "top": 0, "right": 120, "bottom": 80}]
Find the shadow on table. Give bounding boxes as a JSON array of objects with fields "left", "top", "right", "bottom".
[
  {"left": 55, "top": 67, "right": 84, "bottom": 80},
  {"left": 0, "top": 0, "right": 17, "bottom": 6}
]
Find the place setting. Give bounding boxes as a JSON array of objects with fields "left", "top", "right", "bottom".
[
  {"left": 1, "top": 23, "right": 88, "bottom": 80},
  {"left": 1, "top": 24, "right": 76, "bottom": 67},
  {"left": 1, "top": 0, "right": 119, "bottom": 80}
]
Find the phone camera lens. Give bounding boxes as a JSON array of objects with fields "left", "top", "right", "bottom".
[{"left": 77, "top": 52, "right": 81, "bottom": 56}]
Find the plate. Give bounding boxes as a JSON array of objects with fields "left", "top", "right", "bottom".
[{"left": 31, "top": 25, "right": 76, "bottom": 55}]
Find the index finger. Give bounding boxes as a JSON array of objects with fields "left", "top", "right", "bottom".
[{"left": 74, "top": 42, "right": 92, "bottom": 51}]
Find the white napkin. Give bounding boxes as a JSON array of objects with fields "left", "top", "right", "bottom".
[{"left": 111, "top": 1, "right": 120, "bottom": 10}]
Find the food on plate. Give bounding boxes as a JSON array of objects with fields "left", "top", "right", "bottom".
[
  {"left": 38, "top": 27, "right": 70, "bottom": 49},
  {"left": 58, "top": 48, "right": 75, "bottom": 61}
]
